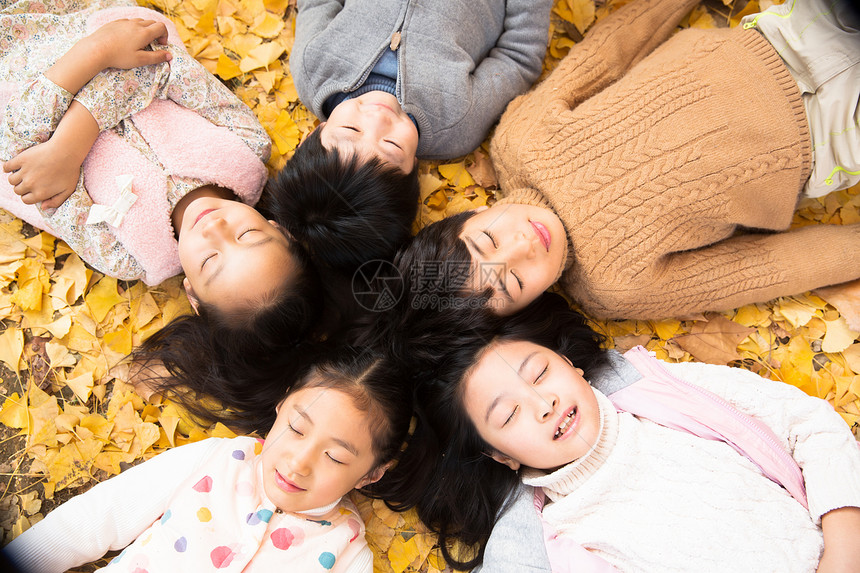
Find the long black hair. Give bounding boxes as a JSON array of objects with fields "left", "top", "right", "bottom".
[
  {"left": 382, "top": 292, "right": 608, "bottom": 570},
  {"left": 131, "top": 130, "right": 421, "bottom": 431},
  {"left": 131, "top": 238, "right": 323, "bottom": 434}
]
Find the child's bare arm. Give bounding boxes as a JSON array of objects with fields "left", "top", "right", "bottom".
[
  {"left": 2, "top": 19, "right": 171, "bottom": 208},
  {"left": 44, "top": 18, "right": 171, "bottom": 97},
  {"left": 818, "top": 506, "right": 860, "bottom": 572},
  {"left": 3, "top": 101, "right": 97, "bottom": 209},
  {"left": 818, "top": 506, "right": 860, "bottom": 573}
]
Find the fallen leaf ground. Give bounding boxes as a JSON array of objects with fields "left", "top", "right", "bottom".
[{"left": 1, "top": 0, "right": 859, "bottom": 571}]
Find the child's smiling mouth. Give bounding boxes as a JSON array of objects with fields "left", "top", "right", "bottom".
[
  {"left": 531, "top": 221, "right": 551, "bottom": 252},
  {"left": 554, "top": 406, "right": 578, "bottom": 440},
  {"left": 275, "top": 470, "right": 306, "bottom": 493},
  {"left": 194, "top": 208, "right": 216, "bottom": 228}
]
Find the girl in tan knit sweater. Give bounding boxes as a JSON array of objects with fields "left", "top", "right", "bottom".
[{"left": 398, "top": 0, "right": 860, "bottom": 320}]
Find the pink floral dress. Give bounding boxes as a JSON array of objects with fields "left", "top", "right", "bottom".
[{"left": 0, "top": 0, "right": 271, "bottom": 283}]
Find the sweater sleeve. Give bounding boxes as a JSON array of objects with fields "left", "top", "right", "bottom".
[
  {"left": 5, "top": 439, "right": 220, "bottom": 573},
  {"left": 337, "top": 544, "right": 373, "bottom": 573},
  {"left": 445, "top": 0, "right": 552, "bottom": 156},
  {"left": 291, "top": 0, "right": 346, "bottom": 116},
  {"left": 474, "top": 484, "right": 552, "bottom": 573},
  {"left": 659, "top": 360, "right": 860, "bottom": 523},
  {"left": 531, "top": 0, "right": 699, "bottom": 107},
  {"left": 577, "top": 222, "right": 860, "bottom": 319}
]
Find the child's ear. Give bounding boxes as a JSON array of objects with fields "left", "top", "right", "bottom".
[
  {"left": 356, "top": 460, "right": 395, "bottom": 488},
  {"left": 183, "top": 278, "right": 200, "bottom": 314},
  {"left": 268, "top": 220, "right": 294, "bottom": 240},
  {"left": 489, "top": 451, "right": 521, "bottom": 471}
]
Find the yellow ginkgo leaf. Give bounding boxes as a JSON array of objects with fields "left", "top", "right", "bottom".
[
  {"left": 822, "top": 318, "right": 859, "bottom": 354},
  {"left": 216, "top": 52, "right": 242, "bottom": 80},
  {"left": 65, "top": 372, "right": 94, "bottom": 403},
  {"left": 11, "top": 258, "right": 50, "bottom": 311},
  {"left": 239, "top": 41, "right": 285, "bottom": 72},
  {"left": 437, "top": 162, "right": 476, "bottom": 189},
  {"left": 0, "top": 393, "right": 27, "bottom": 430},
  {"left": 251, "top": 12, "right": 284, "bottom": 38},
  {"left": 84, "top": 276, "right": 126, "bottom": 323}
]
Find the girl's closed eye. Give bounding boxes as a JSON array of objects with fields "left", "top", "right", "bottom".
[
  {"left": 503, "top": 405, "right": 519, "bottom": 427},
  {"left": 326, "top": 452, "right": 344, "bottom": 465},
  {"left": 534, "top": 364, "right": 547, "bottom": 384},
  {"left": 201, "top": 253, "right": 216, "bottom": 269},
  {"left": 484, "top": 230, "right": 498, "bottom": 248},
  {"left": 511, "top": 270, "right": 524, "bottom": 290},
  {"left": 288, "top": 422, "right": 303, "bottom": 436},
  {"left": 238, "top": 228, "right": 257, "bottom": 239},
  {"left": 385, "top": 139, "right": 402, "bottom": 150}
]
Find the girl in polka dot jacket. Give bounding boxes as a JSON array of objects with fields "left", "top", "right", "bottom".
[{"left": 5, "top": 348, "right": 412, "bottom": 573}]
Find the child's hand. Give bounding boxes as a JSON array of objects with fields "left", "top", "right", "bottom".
[
  {"left": 817, "top": 506, "right": 860, "bottom": 573},
  {"left": 85, "top": 19, "right": 172, "bottom": 71},
  {"left": 3, "top": 141, "right": 81, "bottom": 210}
]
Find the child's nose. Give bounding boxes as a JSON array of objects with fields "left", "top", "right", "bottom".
[
  {"left": 201, "top": 216, "right": 229, "bottom": 239},
  {"left": 538, "top": 395, "right": 558, "bottom": 421},
  {"left": 504, "top": 232, "right": 534, "bottom": 262},
  {"left": 288, "top": 448, "right": 312, "bottom": 477}
]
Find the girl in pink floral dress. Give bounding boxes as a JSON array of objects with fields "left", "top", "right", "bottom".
[{"left": 0, "top": 0, "right": 287, "bottom": 300}]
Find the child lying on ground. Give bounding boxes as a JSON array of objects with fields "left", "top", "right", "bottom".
[
  {"left": 397, "top": 0, "right": 860, "bottom": 320},
  {"left": 403, "top": 292, "right": 860, "bottom": 571},
  {"left": 5, "top": 347, "right": 411, "bottom": 573},
  {"left": 290, "top": 0, "right": 554, "bottom": 170}
]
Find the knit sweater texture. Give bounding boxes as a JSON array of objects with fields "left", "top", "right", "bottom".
[
  {"left": 490, "top": 0, "right": 860, "bottom": 319},
  {"left": 290, "top": 0, "right": 552, "bottom": 159}
]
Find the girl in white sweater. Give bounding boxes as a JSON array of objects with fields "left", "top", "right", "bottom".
[
  {"left": 404, "top": 293, "right": 860, "bottom": 572},
  {"left": 4, "top": 347, "right": 411, "bottom": 573}
]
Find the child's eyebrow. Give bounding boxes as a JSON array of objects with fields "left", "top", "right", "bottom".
[
  {"left": 204, "top": 236, "right": 274, "bottom": 287},
  {"left": 464, "top": 236, "right": 486, "bottom": 257},
  {"left": 294, "top": 405, "right": 360, "bottom": 456}
]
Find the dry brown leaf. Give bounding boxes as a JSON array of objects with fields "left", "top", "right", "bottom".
[{"left": 673, "top": 314, "right": 755, "bottom": 364}]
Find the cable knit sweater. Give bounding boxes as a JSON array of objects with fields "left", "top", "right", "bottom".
[
  {"left": 521, "top": 360, "right": 860, "bottom": 572},
  {"left": 490, "top": 0, "right": 860, "bottom": 319}
]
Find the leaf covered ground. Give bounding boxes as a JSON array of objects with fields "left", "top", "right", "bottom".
[{"left": 1, "top": 0, "right": 859, "bottom": 571}]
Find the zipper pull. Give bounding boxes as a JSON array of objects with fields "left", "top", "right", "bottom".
[{"left": 390, "top": 31, "right": 402, "bottom": 50}]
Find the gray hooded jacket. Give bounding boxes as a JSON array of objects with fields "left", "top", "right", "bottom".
[{"left": 291, "top": 0, "right": 553, "bottom": 159}]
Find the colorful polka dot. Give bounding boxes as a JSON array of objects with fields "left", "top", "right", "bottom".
[
  {"left": 347, "top": 519, "right": 361, "bottom": 542},
  {"left": 254, "top": 440, "right": 263, "bottom": 455},
  {"left": 319, "top": 551, "right": 336, "bottom": 569},
  {"left": 246, "top": 512, "right": 261, "bottom": 526},
  {"left": 174, "top": 537, "right": 187, "bottom": 552},
  {"left": 197, "top": 507, "right": 212, "bottom": 522},
  {"left": 235, "top": 480, "right": 254, "bottom": 496},
  {"left": 231, "top": 449, "right": 245, "bottom": 460},
  {"left": 193, "top": 475, "right": 213, "bottom": 493},
  {"left": 257, "top": 509, "right": 273, "bottom": 523},
  {"left": 271, "top": 528, "right": 294, "bottom": 550},
  {"left": 159, "top": 509, "right": 172, "bottom": 524},
  {"left": 210, "top": 546, "right": 236, "bottom": 568}
]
